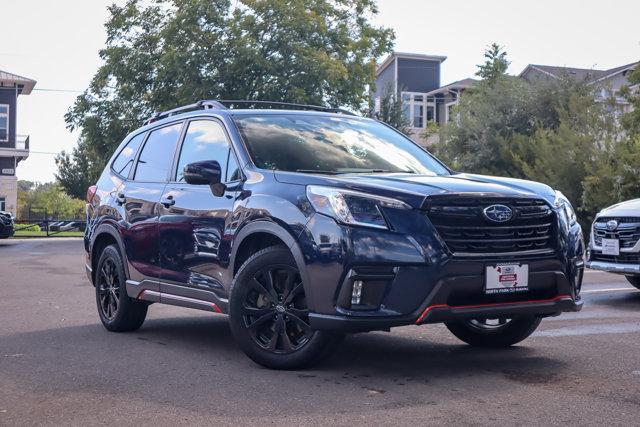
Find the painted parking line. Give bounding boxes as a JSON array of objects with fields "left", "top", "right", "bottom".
[
  {"left": 534, "top": 322, "right": 640, "bottom": 337},
  {"left": 581, "top": 287, "right": 639, "bottom": 294}
]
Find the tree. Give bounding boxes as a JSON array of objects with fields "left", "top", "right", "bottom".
[
  {"left": 371, "top": 84, "right": 412, "bottom": 135},
  {"left": 59, "top": 0, "right": 394, "bottom": 196},
  {"left": 475, "top": 43, "right": 509, "bottom": 83},
  {"left": 17, "top": 182, "right": 85, "bottom": 220},
  {"left": 619, "top": 64, "right": 640, "bottom": 137}
]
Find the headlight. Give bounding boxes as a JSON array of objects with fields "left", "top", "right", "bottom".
[
  {"left": 554, "top": 190, "right": 577, "bottom": 226},
  {"left": 306, "top": 185, "right": 410, "bottom": 229}
]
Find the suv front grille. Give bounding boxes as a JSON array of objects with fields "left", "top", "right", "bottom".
[
  {"left": 593, "top": 217, "right": 640, "bottom": 249},
  {"left": 0, "top": 215, "right": 12, "bottom": 226},
  {"left": 425, "top": 196, "right": 556, "bottom": 257}
]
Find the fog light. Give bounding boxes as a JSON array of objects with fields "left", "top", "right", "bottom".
[{"left": 351, "top": 280, "right": 363, "bottom": 305}]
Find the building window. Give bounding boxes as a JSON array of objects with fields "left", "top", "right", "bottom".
[
  {"left": 0, "top": 197, "right": 5, "bottom": 212},
  {"left": 0, "top": 105, "right": 8, "bottom": 142},
  {"left": 401, "top": 92, "right": 435, "bottom": 129}
]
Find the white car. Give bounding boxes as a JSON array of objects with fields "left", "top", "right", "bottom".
[{"left": 586, "top": 198, "right": 640, "bottom": 289}]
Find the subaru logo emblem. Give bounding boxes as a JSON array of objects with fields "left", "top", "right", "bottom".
[
  {"left": 606, "top": 220, "right": 619, "bottom": 231},
  {"left": 483, "top": 204, "right": 513, "bottom": 223}
]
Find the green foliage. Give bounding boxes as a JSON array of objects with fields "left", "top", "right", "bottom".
[
  {"left": 18, "top": 224, "right": 41, "bottom": 232},
  {"left": 421, "top": 121, "right": 439, "bottom": 140},
  {"left": 619, "top": 64, "right": 640, "bottom": 137},
  {"left": 475, "top": 43, "right": 509, "bottom": 83},
  {"left": 17, "top": 181, "right": 85, "bottom": 220},
  {"left": 58, "top": 0, "right": 394, "bottom": 196},
  {"left": 371, "top": 84, "right": 412, "bottom": 135}
]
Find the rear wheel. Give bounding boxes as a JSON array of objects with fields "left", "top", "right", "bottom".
[
  {"left": 445, "top": 316, "right": 541, "bottom": 348},
  {"left": 95, "top": 245, "right": 148, "bottom": 332},
  {"left": 229, "top": 246, "right": 342, "bottom": 369},
  {"left": 626, "top": 275, "right": 640, "bottom": 290}
]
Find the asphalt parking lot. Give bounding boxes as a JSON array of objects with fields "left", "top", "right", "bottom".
[{"left": 1, "top": 238, "right": 639, "bottom": 426}]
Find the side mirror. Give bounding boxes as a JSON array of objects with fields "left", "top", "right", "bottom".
[
  {"left": 183, "top": 160, "right": 222, "bottom": 185},
  {"left": 183, "top": 160, "right": 226, "bottom": 197}
]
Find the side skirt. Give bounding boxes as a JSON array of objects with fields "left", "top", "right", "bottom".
[{"left": 126, "top": 280, "right": 225, "bottom": 314}]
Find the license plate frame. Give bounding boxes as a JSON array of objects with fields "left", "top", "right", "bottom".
[
  {"left": 601, "top": 238, "right": 620, "bottom": 256},
  {"left": 485, "top": 263, "right": 529, "bottom": 295}
]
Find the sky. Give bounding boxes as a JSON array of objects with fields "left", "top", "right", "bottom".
[{"left": 1, "top": 0, "right": 639, "bottom": 183}]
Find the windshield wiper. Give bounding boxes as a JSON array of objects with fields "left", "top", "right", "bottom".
[
  {"left": 295, "top": 169, "right": 342, "bottom": 175},
  {"left": 341, "top": 169, "right": 416, "bottom": 174}
]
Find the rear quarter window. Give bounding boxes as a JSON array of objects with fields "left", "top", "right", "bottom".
[{"left": 111, "top": 132, "right": 146, "bottom": 178}]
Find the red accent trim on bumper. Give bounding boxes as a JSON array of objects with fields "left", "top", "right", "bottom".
[
  {"left": 415, "top": 294, "right": 572, "bottom": 325},
  {"left": 212, "top": 303, "right": 222, "bottom": 314}
]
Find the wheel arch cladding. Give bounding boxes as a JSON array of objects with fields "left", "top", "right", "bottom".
[{"left": 90, "top": 225, "right": 128, "bottom": 285}]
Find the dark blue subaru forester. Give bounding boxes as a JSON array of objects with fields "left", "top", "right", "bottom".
[{"left": 85, "top": 100, "right": 584, "bottom": 369}]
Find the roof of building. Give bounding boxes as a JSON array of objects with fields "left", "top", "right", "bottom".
[
  {"left": 0, "top": 69, "right": 37, "bottom": 95},
  {"left": 424, "top": 78, "right": 479, "bottom": 96},
  {"left": 376, "top": 51, "right": 447, "bottom": 76},
  {"left": 519, "top": 61, "right": 638, "bottom": 85}
]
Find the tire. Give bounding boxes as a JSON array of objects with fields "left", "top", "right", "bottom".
[
  {"left": 95, "top": 244, "right": 148, "bottom": 332},
  {"left": 445, "top": 316, "right": 542, "bottom": 348},
  {"left": 626, "top": 275, "right": 640, "bottom": 290},
  {"left": 229, "top": 246, "right": 342, "bottom": 370}
]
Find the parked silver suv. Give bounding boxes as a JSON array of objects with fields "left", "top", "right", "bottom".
[{"left": 587, "top": 199, "right": 640, "bottom": 289}]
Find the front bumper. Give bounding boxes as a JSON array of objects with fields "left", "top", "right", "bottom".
[
  {"left": 301, "top": 211, "right": 583, "bottom": 333},
  {"left": 310, "top": 295, "right": 581, "bottom": 331},
  {"left": 308, "top": 268, "right": 582, "bottom": 332},
  {"left": 586, "top": 260, "right": 640, "bottom": 275}
]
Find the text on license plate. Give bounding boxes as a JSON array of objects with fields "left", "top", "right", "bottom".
[{"left": 485, "top": 264, "right": 529, "bottom": 294}]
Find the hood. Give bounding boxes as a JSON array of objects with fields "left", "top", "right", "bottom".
[
  {"left": 274, "top": 171, "right": 556, "bottom": 208},
  {"left": 597, "top": 198, "right": 640, "bottom": 218}
]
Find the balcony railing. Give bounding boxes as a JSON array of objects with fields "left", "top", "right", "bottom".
[{"left": 16, "top": 135, "right": 30, "bottom": 151}]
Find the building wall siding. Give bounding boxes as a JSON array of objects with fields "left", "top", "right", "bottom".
[
  {"left": 0, "top": 157, "right": 15, "bottom": 176},
  {"left": 397, "top": 58, "right": 441, "bottom": 93},
  {"left": 0, "top": 175, "right": 18, "bottom": 215},
  {"left": 0, "top": 88, "right": 17, "bottom": 149},
  {"left": 374, "top": 59, "right": 396, "bottom": 99}
]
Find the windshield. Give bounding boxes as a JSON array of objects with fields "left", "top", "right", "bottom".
[{"left": 233, "top": 114, "right": 450, "bottom": 175}]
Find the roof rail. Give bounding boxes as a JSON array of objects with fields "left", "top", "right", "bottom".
[
  {"left": 143, "top": 99, "right": 355, "bottom": 124},
  {"left": 143, "top": 100, "right": 226, "bottom": 125},
  {"left": 216, "top": 100, "right": 356, "bottom": 116}
]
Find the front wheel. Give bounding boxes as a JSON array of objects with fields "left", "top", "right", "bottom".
[
  {"left": 445, "top": 316, "right": 541, "bottom": 348},
  {"left": 626, "top": 276, "right": 640, "bottom": 290},
  {"left": 229, "top": 246, "right": 342, "bottom": 369}
]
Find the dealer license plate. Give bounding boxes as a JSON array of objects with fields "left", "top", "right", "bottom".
[
  {"left": 485, "top": 264, "right": 529, "bottom": 294},
  {"left": 601, "top": 238, "right": 620, "bottom": 256}
]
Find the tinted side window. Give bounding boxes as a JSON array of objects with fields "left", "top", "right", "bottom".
[
  {"left": 112, "top": 132, "right": 146, "bottom": 178},
  {"left": 176, "top": 120, "right": 230, "bottom": 182},
  {"left": 134, "top": 123, "right": 183, "bottom": 182}
]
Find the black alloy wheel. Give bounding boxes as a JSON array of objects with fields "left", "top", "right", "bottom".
[
  {"left": 241, "top": 264, "right": 312, "bottom": 353},
  {"left": 98, "top": 257, "right": 120, "bottom": 320},
  {"left": 229, "top": 246, "right": 342, "bottom": 369},
  {"left": 95, "top": 244, "right": 148, "bottom": 332}
]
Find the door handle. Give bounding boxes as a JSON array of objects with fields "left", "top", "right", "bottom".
[
  {"left": 160, "top": 196, "right": 175, "bottom": 208},
  {"left": 115, "top": 193, "right": 126, "bottom": 206}
]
